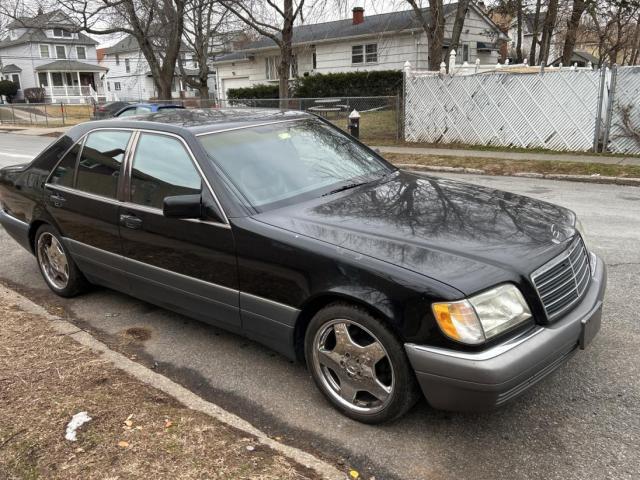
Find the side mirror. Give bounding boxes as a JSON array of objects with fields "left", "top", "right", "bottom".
[{"left": 163, "top": 194, "right": 202, "bottom": 219}]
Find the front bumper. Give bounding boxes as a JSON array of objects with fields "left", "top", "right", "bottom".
[{"left": 405, "top": 254, "right": 607, "bottom": 412}]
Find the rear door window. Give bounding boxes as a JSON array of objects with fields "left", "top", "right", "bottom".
[
  {"left": 76, "top": 130, "right": 131, "bottom": 199},
  {"left": 49, "top": 144, "right": 80, "bottom": 187},
  {"left": 129, "top": 133, "right": 201, "bottom": 209}
]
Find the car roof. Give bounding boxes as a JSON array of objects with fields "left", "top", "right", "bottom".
[{"left": 86, "top": 108, "right": 313, "bottom": 136}]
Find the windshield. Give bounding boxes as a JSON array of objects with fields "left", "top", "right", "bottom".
[{"left": 198, "top": 119, "right": 393, "bottom": 211}]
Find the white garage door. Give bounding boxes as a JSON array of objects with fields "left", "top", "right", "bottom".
[{"left": 221, "top": 77, "right": 252, "bottom": 100}]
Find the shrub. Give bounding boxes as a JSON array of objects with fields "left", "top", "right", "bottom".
[
  {"left": 294, "top": 70, "right": 403, "bottom": 98},
  {"left": 23, "top": 87, "right": 46, "bottom": 103},
  {"left": 0, "top": 79, "right": 19, "bottom": 103},
  {"left": 227, "top": 84, "right": 279, "bottom": 99}
]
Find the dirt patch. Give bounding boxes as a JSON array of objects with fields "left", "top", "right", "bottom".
[
  {"left": 384, "top": 153, "right": 640, "bottom": 178},
  {"left": 123, "top": 326, "right": 152, "bottom": 342},
  {"left": 0, "top": 294, "right": 322, "bottom": 480}
]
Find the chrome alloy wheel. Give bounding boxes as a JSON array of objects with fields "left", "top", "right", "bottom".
[
  {"left": 312, "top": 319, "right": 395, "bottom": 413},
  {"left": 37, "top": 233, "right": 69, "bottom": 290}
]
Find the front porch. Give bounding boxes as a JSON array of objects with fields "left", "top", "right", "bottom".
[{"left": 35, "top": 60, "right": 108, "bottom": 104}]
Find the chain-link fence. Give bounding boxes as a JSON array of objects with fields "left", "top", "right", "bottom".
[
  {"left": 0, "top": 96, "right": 401, "bottom": 141},
  {"left": 606, "top": 67, "right": 640, "bottom": 154},
  {"left": 0, "top": 103, "right": 94, "bottom": 127},
  {"left": 217, "top": 96, "right": 401, "bottom": 141}
]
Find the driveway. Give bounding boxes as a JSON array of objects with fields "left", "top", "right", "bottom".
[{"left": 1, "top": 135, "right": 639, "bottom": 479}]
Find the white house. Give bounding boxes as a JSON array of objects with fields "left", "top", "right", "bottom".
[
  {"left": 212, "top": 4, "right": 508, "bottom": 100},
  {"left": 100, "top": 36, "right": 210, "bottom": 101},
  {"left": 507, "top": 11, "right": 561, "bottom": 62},
  {"left": 0, "top": 10, "right": 107, "bottom": 103}
]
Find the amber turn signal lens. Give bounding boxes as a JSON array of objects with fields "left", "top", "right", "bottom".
[{"left": 431, "top": 300, "right": 485, "bottom": 344}]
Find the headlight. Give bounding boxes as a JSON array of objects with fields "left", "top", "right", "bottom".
[{"left": 432, "top": 284, "right": 532, "bottom": 345}]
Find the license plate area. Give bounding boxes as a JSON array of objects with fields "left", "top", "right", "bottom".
[{"left": 579, "top": 301, "right": 602, "bottom": 349}]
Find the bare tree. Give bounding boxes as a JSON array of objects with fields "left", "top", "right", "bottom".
[
  {"left": 54, "top": 0, "right": 187, "bottom": 99},
  {"left": 445, "top": 0, "right": 470, "bottom": 69},
  {"left": 221, "top": 0, "right": 306, "bottom": 102},
  {"left": 179, "top": 0, "right": 231, "bottom": 100},
  {"left": 562, "top": 0, "right": 589, "bottom": 64},
  {"left": 586, "top": 0, "right": 640, "bottom": 66},
  {"left": 528, "top": 0, "right": 543, "bottom": 65},
  {"left": 538, "top": 0, "right": 559, "bottom": 64},
  {"left": 515, "top": 0, "right": 523, "bottom": 62},
  {"left": 406, "top": 0, "right": 445, "bottom": 71}
]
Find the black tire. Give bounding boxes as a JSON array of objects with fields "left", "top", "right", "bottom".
[
  {"left": 34, "top": 224, "right": 89, "bottom": 298},
  {"left": 304, "top": 302, "right": 420, "bottom": 424}
]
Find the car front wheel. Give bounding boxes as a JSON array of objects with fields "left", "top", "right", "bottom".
[{"left": 305, "top": 303, "right": 420, "bottom": 424}]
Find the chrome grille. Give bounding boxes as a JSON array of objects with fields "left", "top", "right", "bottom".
[{"left": 531, "top": 236, "right": 591, "bottom": 320}]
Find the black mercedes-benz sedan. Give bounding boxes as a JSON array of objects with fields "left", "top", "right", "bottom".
[{"left": 0, "top": 109, "right": 606, "bottom": 423}]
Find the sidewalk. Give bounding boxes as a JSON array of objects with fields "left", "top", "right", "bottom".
[
  {"left": 373, "top": 145, "right": 640, "bottom": 166},
  {"left": 0, "top": 124, "right": 70, "bottom": 136},
  {"left": 0, "top": 287, "right": 344, "bottom": 480}
]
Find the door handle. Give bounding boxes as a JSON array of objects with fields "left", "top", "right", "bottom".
[
  {"left": 120, "top": 214, "right": 143, "bottom": 230},
  {"left": 49, "top": 193, "right": 66, "bottom": 207}
]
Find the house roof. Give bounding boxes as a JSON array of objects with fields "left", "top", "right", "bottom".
[
  {"left": 35, "top": 60, "right": 108, "bottom": 72},
  {"left": 233, "top": 3, "right": 506, "bottom": 53},
  {"left": 7, "top": 9, "right": 75, "bottom": 29},
  {"left": 103, "top": 35, "right": 191, "bottom": 55},
  {"left": 549, "top": 50, "right": 599, "bottom": 66},
  {"left": 0, "top": 29, "right": 97, "bottom": 49},
  {"left": 1, "top": 64, "right": 22, "bottom": 73}
]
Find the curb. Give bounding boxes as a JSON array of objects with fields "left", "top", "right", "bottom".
[
  {"left": 2, "top": 285, "right": 346, "bottom": 480},
  {"left": 396, "top": 163, "right": 640, "bottom": 187}
]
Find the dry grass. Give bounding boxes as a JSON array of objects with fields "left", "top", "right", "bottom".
[
  {"left": 0, "top": 294, "right": 320, "bottom": 480},
  {"left": 384, "top": 152, "right": 640, "bottom": 178}
]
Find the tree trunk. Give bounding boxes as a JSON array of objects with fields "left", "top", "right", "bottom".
[
  {"left": 277, "top": 0, "right": 295, "bottom": 105},
  {"left": 516, "top": 0, "right": 523, "bottom": 63},
  {"left": 428, "top": 0, "right": 445, "bottom": 71},
  {"left": 529, "top": 0, "right": 543, "bottom": 65},
  {"left": 538, "top": 0, "right": 559, "bottom": 65},
  {"left": 561, "top": 0, "right": 588, "bottom": 65},
  {"left": 446, "top": 0, "right": 469, "bottom": 70}
]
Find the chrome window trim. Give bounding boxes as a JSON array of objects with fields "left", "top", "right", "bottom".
[
  {"left": 130, "top": 129, "right": 229, "bottom": 225},
  {"left": 193, "top": 118, "right": 305, "bottom": 137},
  {"left": 405, "top": 327, "right": 545, "bottom": 361},
  {"left": 45, "top": 182, "right": 116, "bottom": 204}
]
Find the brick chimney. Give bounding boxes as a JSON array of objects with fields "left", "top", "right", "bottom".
[{"left": 352, "top": 7, "right": 364, "bottom": 25}]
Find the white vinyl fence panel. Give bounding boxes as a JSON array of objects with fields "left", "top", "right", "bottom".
[
  {"left": 607, "top": 67, "right": 640, "bottom": 154},
  {"left": 405, "top": 70, "right": 602, "bottom": 152}
]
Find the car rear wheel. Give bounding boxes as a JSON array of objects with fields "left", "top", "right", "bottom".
[
  {"left": 35, "top": 225, "right": 88, "bottom": 297},
  {"left": 305, "top": 303, "right": 420, "bottom": 423}
]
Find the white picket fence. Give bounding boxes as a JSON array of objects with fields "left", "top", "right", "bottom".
[{"left": 404, "top": 60, "right": 640, "bottom": 154}]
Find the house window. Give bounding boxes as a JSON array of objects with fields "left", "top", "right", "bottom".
[
  {"left": 352, "top": 43, "right": 377, "bottom": 64},
  {"left": 40, "top": 44, "right": 50, "bottom": 58},
  {"left": 312, "top": 50, "right": 317, "bottom": 69},
  {"left": 76, "top": 46, "right": 86, "bottom": 60},
  {"left": 125, "top": 58, "right": 130, "bottom": 73},
  {"left": 180, "top": 53, "right": 187, "bottom": 67},
  {"left": 107, "top": 82, "right": 111, "bottom": 92},
  {"left": 114, "top": 82, "right": 121, "bottom": 91},
  {"left": 192, "top": 55, "right": 198, "bottom": 68},
  {"left": 52, "top": 28, "right": 72, "bottom": 38},
  {"left": 55, "top": 45, "right": 66, "bottom": 59},
  {"left": 265, "top": 56, "right": 297, "bottom": 80},
  {"left": 10, "top": 74, "right": 21, "bottom": 90},
  {"left": 462, "top": 43, "right": 470, "bottom": 63},
  {"left": 38, "top": 72, "right": 49, "bottom": 87},
  {"left": 115, "top": 54, "right": 120, "bottom": 66}
]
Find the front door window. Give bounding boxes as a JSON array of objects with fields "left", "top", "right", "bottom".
[
  {"left": 38, "top": 72, "right": 49, "bottom": 87},
  {"left": 51, "top": 72, "right": 63, "bottom": 87}
]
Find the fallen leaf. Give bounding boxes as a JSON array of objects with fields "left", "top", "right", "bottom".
[
  {"left": 349, "top": 470, "right": 360, "bottom": 479},
  {"left": 124, "top": 420, "right": 133, "bottom": 427},
  {"left": 117, "top": 441, "right": 129, "bottom": 448},
  {"left": 164, "top": 419, "right": 173, "bottom": 428}
]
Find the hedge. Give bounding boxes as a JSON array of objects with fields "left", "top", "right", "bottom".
[
  {"left": 294, "top": 70, "right": 403, "bottom": 98},
  {"left": 226, "top": 70, "right": 403, "bottom": 99},
  {"left": 227, "top": 83, "right": 279, "bottom": 99}
]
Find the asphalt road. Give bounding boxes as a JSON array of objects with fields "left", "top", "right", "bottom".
[
  {"left": 0, "top": 133, "right": 54, "bottom": 168},
  {"left": 1, "top": 134, "right": 639, "bottom": 479}
]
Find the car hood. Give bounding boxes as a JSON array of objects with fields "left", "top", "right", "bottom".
[{"left": 254, "top": 171, "right": 577, "bottom": 295}]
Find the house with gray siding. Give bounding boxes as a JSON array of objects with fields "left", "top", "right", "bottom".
[
  {"left": 0, "top": 10, "right": 107, "bottom": 103},
  {"left": 212, "top": 4, "right": 508, "bottom": 100}
]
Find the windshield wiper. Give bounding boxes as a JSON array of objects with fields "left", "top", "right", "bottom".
[{"left": 322, "top": 181, "right": 367, "bottom": 197}]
